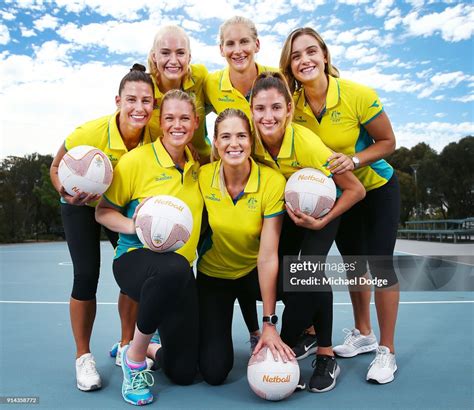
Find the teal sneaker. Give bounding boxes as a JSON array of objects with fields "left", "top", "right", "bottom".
[
  {"left": 150, "top": 330, "right": 161, "bottom": 345},
  {"left": 110, "top": 341, "right": 120, "bottom": 358},
  {"left": 121, "top": 345, "right": 154, "bottom": 406}
]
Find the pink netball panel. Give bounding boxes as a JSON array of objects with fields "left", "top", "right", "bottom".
[
  {"left": 62, "top": 150, "right": 95, "bottom": 177},
  {"left": 159, "top": 224, "right": 190, "bottom": 251},
  {"left": 284, "top": 191, "right": 299, "bottom": 213},
  {"left": 310, "top": 195, "right": 335, "bottom": 218},
  {"left": 136, "top": 214, "right": 155, "bottom": 250}
]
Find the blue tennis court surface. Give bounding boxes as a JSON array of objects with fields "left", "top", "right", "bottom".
[{"left": 1, "top": 241, "right": 473, "bottom": 409}]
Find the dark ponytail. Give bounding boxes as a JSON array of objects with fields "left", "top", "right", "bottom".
[{"left": 118, "top": 63, "right": 154, "bottom": 96}]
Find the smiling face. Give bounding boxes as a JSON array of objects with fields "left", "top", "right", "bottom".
[
  {"left": 220, "top": 23, "right": 260, "bottom": 74},
  {"left": 214, "top": 116, "right": 252, "bottom": 167},
  {"left": 290, "top": 34, "right": 327, "bottom": 85},
  {"left": 160, "top": 98, "right": 198, "bottom": 150},
  {"left": 116, "top": 81, "right": 154, "bottom": 131},
  {"left": 152, "top": 31, "right": 191, "bottom": 83},
  {"left": 251, "top": 88, "right": 291, "bottom": 144}
]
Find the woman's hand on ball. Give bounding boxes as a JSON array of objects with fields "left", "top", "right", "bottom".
[
  {"left": 327, "top": 152, "right": 353, "bottom": 174},
  {"left": 61, "top": 187, "right": 100, "bottom": 206},
  {"left": 254, "top": 325, "right": 295, "bottom": 363},
  {"left": 286, "top": 205, "right": 328, "bottom": 230}
]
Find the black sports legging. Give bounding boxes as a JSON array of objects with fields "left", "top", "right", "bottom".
[
  {"left": 336, "top": 174, "right": 400, "bottom": 287},
  {"left": 278, "top": 214, "right": 340, "bottom": 349},
  {"left": 197, "top": 268, "right": 261, "bottom": 386},
  {"left": 113, "top": 249, "right": 198, "bottom": 385},
  {"left": 61, "top": 203, "right": 118, "bottom": 301}
]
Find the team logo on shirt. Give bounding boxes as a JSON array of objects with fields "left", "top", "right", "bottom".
[
  {"left": 107, "top": 154, "right": 118, "bottom": 163},
  {"left": 294, "top": 115, "right": 306, "bottom": 123},
  {"left": 291, "top": 160, "right": 300, "bottom": 168},
  {"left": 330, "top": 110, "right": 342, "bottom": 124},
  {"left": 192, "top": 170, "right": 198, "bottom": 181},
  {"left": 369, "top": 100, "right": 380, "bottom": 108},
  {"left": 247, "top": 197, "right": 258, "bottom": 210},
  {"left": 155, "top": 172, "right": 172, "bottom": 181},
  {"left": 206, "top": 193, "right": 221, "bottom": 202},
  {"left": 218, "top": 95, "right": 235, "bottom": 103}
]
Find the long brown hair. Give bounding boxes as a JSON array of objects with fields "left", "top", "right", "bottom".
[
  {"left": 250, "top": 72, "right": 294, "bottom": 149},
  {"left": 280, "top": 27, "right": 340, "bottom": 94}
]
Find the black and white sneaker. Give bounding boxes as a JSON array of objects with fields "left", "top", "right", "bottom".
[
  {"left": 292, "top": 331, "right": 317, "bottom": 360},
  {"left": 294, "top": 375, "right": 306, "bottom": 391},
  {"left": 309, "top": 355, "right": 340, "bottom": 393}
]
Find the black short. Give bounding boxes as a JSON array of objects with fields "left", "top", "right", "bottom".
[
  {"left": 61, "top": 203, "right": 117, "bottom": 301},
  {"left": 336, "top": 174, "right": 400, "bottom": 288}
]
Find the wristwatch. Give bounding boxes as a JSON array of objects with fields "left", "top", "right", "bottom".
[
  {"left": 263, "top": 314, "right": 278, "bottom": 325},
  {"left": 351, "top": 155, "right": 361, "bottom": 169}
]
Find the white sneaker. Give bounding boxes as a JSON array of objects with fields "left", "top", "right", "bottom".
[
  {"left": 333, "top": 328, "right": 378, "bottom": 358},
  {"left": 75, "top": 353, "right": 102, "bottom": 391},
  {"left": 116, "top": 343, "right": 154, "bottom": 370},
  {"left": 366, "top": 346, "right": 397, "bottom": 384}
]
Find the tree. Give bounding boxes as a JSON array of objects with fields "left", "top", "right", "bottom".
[
  {"left": 394, "top": 170, "right": 415, "bottom": 223},
  {"left": 437, "top": 136, "right": 474, "bottom": 218},
  {"left": 0, "top": 153, "right": 60, "bottom": 242}
]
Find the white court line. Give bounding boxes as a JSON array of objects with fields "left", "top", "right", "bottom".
[
  {"left": 395, "top": 250, "right": 474, "bottom": 267},
  {"left": 0, "top": 300, "right": 473, "bottom": 305}
]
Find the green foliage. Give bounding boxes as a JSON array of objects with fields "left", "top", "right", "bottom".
[
  {"left": 0, "top": 153, "right": 62, "bottom": 242},
  {"left": 387, "top": 136, "right": 474, "bottom": 222}
]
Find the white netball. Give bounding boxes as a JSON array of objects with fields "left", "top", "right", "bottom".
[
  {"left": 285, "top": 168, "right": 336, "bottom": 218},
  {"left": 247, "top": 347, "right": 300, "bottom": 401},
  {"left": 135, "top": 195, "right": 193, "bottom": 253},
  {"left": 58, "top": 145, "right": 113, "bottom": 196}
]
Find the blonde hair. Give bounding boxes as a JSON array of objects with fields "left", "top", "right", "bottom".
[
  {"left": 160, "top": 89, "right": 197, "bottom": 118},
  {"left": 218, "top": 16, "right": 258, "bottom": 45},
  {"left": 147, "top": 26, "right": 192, "bottom": 85},
  {"left": 280, "top": 27, "right": 340, "bottom": 94},
  {"left": 211, "top": 108, "right": 252, "bottom": 195},
  {"left": 250, "top": 72, "right": 294, "bottom": 149}
]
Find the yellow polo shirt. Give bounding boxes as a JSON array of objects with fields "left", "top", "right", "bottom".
[
  {"left": 148, "top": 64, "right": 210, "bottom": 159},
  {"left": 293, "top": 76, "right": 393, "bottom": 191},
  {"left": 204, "top": 63, "right": 278, "bottom": 122},
  {"left": 103, "top": 138, "right": 203, "bottom": 263},
  {"left": 252, "top": 123, "right": 333, "bottom": 180},
  {"left": 63, "top": 112, "right": 154, "bottom": 206},
  {"left": 198, "top": 158, "right": 286, "bottom": 280}
]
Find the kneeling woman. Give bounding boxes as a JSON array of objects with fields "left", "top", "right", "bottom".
[
  {"left": 96, "top": 90, "right": 203, "bottom": 405},
  {"left": 198, "top": 108, "right": 295, "bottom": 386},
  {"left": 251, "top": 72, "right": 365, "bottom": 393}
]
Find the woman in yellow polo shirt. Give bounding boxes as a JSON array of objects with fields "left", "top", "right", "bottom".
[
  {"left": 251, "top": 72, "right": 365, "bottom": 393},
  {"left": 280, "top": 27, "right": 400, "bottom": 385},
  {"left": 147, "top": 25, "right": 210, "bottom": 163},
  {"left": 197, "top": 108, "right": 294, "bottom": 386},
  {"left": 95, "top": 90, "right": 203, "bottom": 405},
  {"left": 49, "top": 64, "right": 155, "bottom": 393},
  {"left": 204, "top": 15, "right": 277, "bottom": 349}
]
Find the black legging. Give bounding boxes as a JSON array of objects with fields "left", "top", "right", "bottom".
[
  {"left": 279, "top": 214, "right": 340, "bottom": 348},
  {"left": 197, "top": 269, "right": 261, "bottom": 386},
  {"left": 113, "top": 249, "right": 198, "bottom": 385},
  {"left": 61, "top": 203, "right": 118, "bottom": 301},
  {"left": 336, "top": 174, "right": 400, "bottom": 287}
]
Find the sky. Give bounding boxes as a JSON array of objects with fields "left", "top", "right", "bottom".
[{"left": 0, "top": 0, "right": 473, "bottom": 158}]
